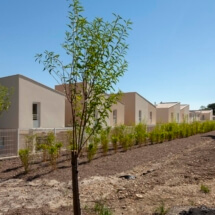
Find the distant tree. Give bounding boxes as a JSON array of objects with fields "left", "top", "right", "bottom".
[
  {"left": 35, "top": 0, "right": 132, "bottom": 214},
  {"left": 0, "top": 84, "right": 13, "bottom": 116},
  {"left": 200, "top": 105, "right": 206, "bottom": 110},
  {"left": 207, "top": 103, "right": 215, "bottom": 115}
]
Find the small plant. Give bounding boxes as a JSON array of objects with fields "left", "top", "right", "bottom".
[
  {"left": 94, "top": 202, "right": 112, "bottom": 215},
  {"left": 154, "top": 202, "right": 169, "bottom": 215},
  {"left": 127, "top": 132, "right": 135, "bottom": 149},
  {"left": 55, "top": 142, "right": 63, "bottom": 158},
  {"left": 24, "top": 133, "right": 36, "bottom": 152},
  {"left": 111, "top": 135, "right": 118, "bottom": 153},
  {"left": 37, "top": 143, "right": 49, "bottom": 162},
  {"left": 48, "top": 144, "right": 58, "bottom": 170},
  {"left": 200, "top": 184, "right": 210, "bottom": 193},
  {"left": 87, "top": 137, "right": 99, "bottom": 162},
  {"left": 18, "top": 149, "right": 30, "bottom": 173},
  {"left": 100, "top": 128, "right": 110, "bottom": 155},
  {"left": 135, "top": 123, "right": 147, "bottom": 145}
]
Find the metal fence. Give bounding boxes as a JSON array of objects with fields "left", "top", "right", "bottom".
[
  {"left": 0, "top": 128, "right": 73, "bottom": 159},
  {"left": 0, "top": 125, "right": 156, "bottom": 159},
  {"left": 0, "top": 129, "right": 18, "bottom": 158}
]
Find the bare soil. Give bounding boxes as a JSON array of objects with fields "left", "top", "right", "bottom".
[{"left": 1, "top": 131, "right": 215, "bottom": 215}]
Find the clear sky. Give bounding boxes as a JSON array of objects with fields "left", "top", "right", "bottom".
[{"left": 1, "top": 0, "right": 215, "bottom": 110}]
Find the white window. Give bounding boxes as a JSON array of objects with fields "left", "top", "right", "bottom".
[
  {"left": 113, "top": 109, "right": 117, "bottom": 125},
  {"left": 139, "top": 110, "right": 142, "bottom": 123},
  {"left": 33, "top": 103, "right": 40, "bottom": 128}
]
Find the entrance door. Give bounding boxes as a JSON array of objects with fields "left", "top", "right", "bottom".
[{"left": 33, "top": 103, "right": 40, "bottom": 128}]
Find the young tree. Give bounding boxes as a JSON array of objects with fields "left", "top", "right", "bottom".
[
  {"left": 0, "top": 84, "right": 13, "bottom": 116},
  {"left": 36, "top": 0, "right": 132, "bottom": 214}
]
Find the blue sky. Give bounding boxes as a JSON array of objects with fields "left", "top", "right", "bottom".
[{"left": 1, "top": 0, "right": 215, "bottom": 110}]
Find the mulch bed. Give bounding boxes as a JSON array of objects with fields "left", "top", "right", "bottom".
[{"left": 1, "top": 131, "right": 215, "bottom": 214}]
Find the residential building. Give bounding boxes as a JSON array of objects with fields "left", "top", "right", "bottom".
[
  {"left": 189, "top": 109, "right": 213, "bottom": 122},
  {"left": 156, "top": 102, "right": 180, "bottom": 123},
  {"left": 106, "top": 101, "right": 124, "bottom": 126},
  {"left": 0, "top": 74, "right": 65, "bottom": 129},
  {"left": 55, "top": 84, "right": 125, "bottom": 127},
  {"left": 120, "top": 92, "right": 156, "bottom": 125},
  {"left": 180, "top": 104, "right": 189, "bottom": 122}
]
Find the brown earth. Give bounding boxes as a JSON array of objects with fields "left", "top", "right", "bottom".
[{"left": 1, "top": 131, "right": 215, "bottom": 215}]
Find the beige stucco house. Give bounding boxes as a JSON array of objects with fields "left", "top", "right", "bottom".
[
  {"left": 180, "top": 104, "right": 189, "bottom": 122},
  {"left": 189, "top": 110, "right": 200, "bottom": 122},
  {"left": 106, "top": 101, "right": 124, "bottom": 126},
  {"left": 156, "top": 102, "right": 180, "bottom": 123},
  {"left": 0, "top": 74, "right": 65, "bottom": 129},
  {"left": 120, "top": 92, "right": 156, "bottom": 125},
  {"left": 55, "top": 84, "right": 125, "bottom": 127},
  {"left": 199, "top": 110, "right": 213, "bottom": 121},
  {"left": 189, "top": 109, "right": 213, "bottom": 122}
]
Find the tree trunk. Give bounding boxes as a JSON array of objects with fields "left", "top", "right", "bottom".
[{"left": 71, "top": 150, "right": 81, "bottom": 215}]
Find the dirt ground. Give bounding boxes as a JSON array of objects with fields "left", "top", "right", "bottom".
[{"left": 1, "top": 131, "right": 215, "bottom": 215}]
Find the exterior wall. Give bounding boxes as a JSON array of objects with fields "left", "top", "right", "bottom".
[
  {"left": 180, "top": 106, "right": 189, "bottom": 122},
  {"left": 107, "top": 101, "right": 124, "bottom": 126},
  {"left": 0, "top": 76, "right": 19, "bottom": 128},
  {"left": 56, "top": 84, "right": 125, "bottom": 127},
  {"left": 189, "top": 110, "right": 212, "bottom": 122},
  {"left": 18, "top": 76, "right": 65, "bottom": 129},
  {"left": 148, "top": 102, "right": 156, "bottom": 125},
  {"left": 156, "top": 108, "right": 169, "bottom": 123},
  {"left": 169, "top": 103, "right": 180, "bottom": 123},
  {"left": 55, "top": 85, "right": 72, "bottom": 127},
  {"left": 157, "top": 103, "right": 180, "bottom": 123},
  {"left": 189, "top": 111, "right": 200, "bottom": 122},
  {"left": 135, "top": 93, "right": 148, "bottom": 124},
  {"left": 121, "top": 92, "right": 156, "bottom": 126},
  {"left": 121, "top": 93, "right": 135, "bottom": 125},
  {"left": 199, "top": 110, "right": 213, "bottom": 121}
]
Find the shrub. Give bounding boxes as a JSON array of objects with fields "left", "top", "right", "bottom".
[
  {"left": 135, "top": 123, "right": 147, "bottom": 145},
  {"left": 55, "top": 142, "right": 63, "bottom": 158},
  {"left": 36, "top": 132, "right": 63, "bottom": 168},
  {"left": 87, "top": 136, "right": 99, "bottom": 162},
  {"left": 200, "top": 184, "right": 210, "bottom": 193},
  {"left": 48, "top": 145, "right": 58, "bottom": 170},
  {"left": 37, "top": 143, "right": 49, "bottom": 162},
  {"left": 19, "top": 149, "right": 30, "bottom": 173},
  {"left": 127, "top": 132, "right": 135, "bottom": 149},
  {"left": 24, "top": 133, "right": 36, "bottom": 152},
  {"left": 94, "top": 202, "right": 112, "bottom": 215},
  {"left": 100, "top": 127, "right": 110, "bottom": 155},
  {"left": 111, "top": 135, "right": 118, "bottom": 153},
  {"left": 154, "top": 202, "right": 169, "bottom": 215}
]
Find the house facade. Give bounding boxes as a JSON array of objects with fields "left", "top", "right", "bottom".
[
  {"left": 189, "top": 109, "right": 213, "bottom": 122},
  {"left": 156, "top": 102, "right": 180, "bottom": 123},
  {"left": 0, "top": 74, "right": 65, "bottom": 129},
  {"left": 120, "top": 92, "right": 156, "bottom": 125},
  {"left": 180, "top": 104, "right": 189, "bottom": 122},
  {"left": 55, "top": 84, "right": 125, "bottom": 127},
  {"left": 106, "top": 101, "right": 124, "bottom": 126}
]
